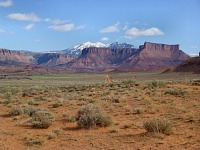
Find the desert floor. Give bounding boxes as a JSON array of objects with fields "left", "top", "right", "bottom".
[{"left": 0, "top": 72, "right": 200, "bottom": 150}]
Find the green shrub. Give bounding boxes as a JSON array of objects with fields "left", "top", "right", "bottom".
[
  {"left": 9, "top": 107, "right": 24, "bottom": 116},
  {"left": 76, "top": 104, "right": 112, "bottom": 129},
  {"left": 148, "top": 80, "right": 166, "bottom": 89},
  {"left": 4, "top": 92, "right": 12, "bottom": 103},
  {"left": 32, "top": 111, "right": 53, "bottom": 129},
  {"left": 9, "top": 106, "right": 38, "bottom": 116},
  {"left": 122, "top": 80, "right": 136, "bottom": 85},
  {"left": 164, "top": 89, "right": 186, "bottom": 97},
  {"left": 3, "top": 87, "right": 21, "bottom": 94},
  {"left": 144, "top": 118, "right": 173, "bottom": 135},
  {"left": 67, "top": 116, "right": 77, "bottom": 122},
  {"left": 23, "top": 106, "right": 38, "bottom": 116}
]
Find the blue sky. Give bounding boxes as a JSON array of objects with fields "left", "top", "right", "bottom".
[{"left": 0, "top": 0, "right": 199, "bottom": 54}]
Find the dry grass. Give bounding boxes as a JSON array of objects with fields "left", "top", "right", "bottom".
[{"left": 144, "top": 118, "right": 173, "bottom": 135}]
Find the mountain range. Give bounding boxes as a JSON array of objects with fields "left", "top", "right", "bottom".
[{"left": 0, "top": 41, "right": 190, "bottom": 73}]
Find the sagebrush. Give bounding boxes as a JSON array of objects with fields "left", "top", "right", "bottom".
[
  {"left": 144, "top": 118, "right": 173, "bottom": 135},
  {"left": 76, "top": 104, "right": 112, "bottom": 129}
]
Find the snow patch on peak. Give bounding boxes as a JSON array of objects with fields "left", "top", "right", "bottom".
[
  {"left": 63, "top": 42, "right": 107, "bottom": 56},
  {"left": 74, "top": 41, "right": 107, "bottom": 51},
  {"left": 62, "top": 41, "right": 136, "bottom": 56}
]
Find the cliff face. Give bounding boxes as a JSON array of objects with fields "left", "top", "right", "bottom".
[
  {"left": 34, "top": 53, "right": 76, "bottom": 67},
  {"left": 67, "top": 47, "right": 139, "bottom": 69},
  {"left": 0, "top": 49, "right": 76, "bottom": 67},
  {"left": 67, "top": 42, "right": 190, "bottom": 71},
  {"left": 119, "top": 42, "right": 189, "bottom": 69},
  {"left": 0, "top": 49, "right": 35, "bottom": 65}
]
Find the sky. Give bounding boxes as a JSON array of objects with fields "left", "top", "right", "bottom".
[{"left": 0, "top": 0, "right": 200, "bottom": 55}]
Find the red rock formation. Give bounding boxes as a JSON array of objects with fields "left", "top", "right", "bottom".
[
  {"left": 66, "top": 47, "right": 139, "bottom": 70},
  {"left": 174, "top": 57, "right": 200, "bottom": 73},
  {"left": 0, "top": 49, "right": 76, "bottom": 67},
  {"left": 0, "top": 42, "right": 190, "bottom": 72},
  {"left": 66, "top": 42, "right": 189, "bottom": 71},
  {"left": 34, "top": 53, "right": 76, "bottom": 67},
  {"left": 119, "top": 42, "right": 189, "bottom": 69},
  {"left": 0, "top": 49, "right": 35, "bottom": 65}
]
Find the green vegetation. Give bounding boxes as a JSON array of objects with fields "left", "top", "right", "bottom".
[
  {"left": 9, "top": 106, "right": 38, "bottom": 116},
  {"left": 76, "top": 104, "right": 113, "bottom": 129},
  {"left": 164, "top": 88, "right": 186, "bottom": 97},
  {"left": 147, "top": 80, "right": 166, "bottom": 89},
  {"left": 32, "top": 110, "right": 54, "bottom": 129}
]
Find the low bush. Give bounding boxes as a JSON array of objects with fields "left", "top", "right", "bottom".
[
  {"left": 148, "top": 80, "right": 166, "bottom": 89},
  {"left": 9, "top": 107, "right": 24, "bottom": 116},
  {"left": 164, "top": 89, "right": 186, "bottom": 97},
  {"left": 76, "top": 104, "right": 112, "bottom": 129},
  {"left": 9, "top": 106, "right": 38, "bottom": 116},
  {"left": 25, "top": 138, "right": 44, "bottom": 146},
  {"left": 143, "top": 118, "right": 173, "bottom": 135},
  {"left": 52, "top": 103, "right": 61, "bottom": 108},
  {"left": 32, "top": 110, "right": 54, "bottom": 129}
]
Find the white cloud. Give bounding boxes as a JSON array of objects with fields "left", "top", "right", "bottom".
[
  {"left": 48, "top": 23, "right": 85, "bottom": 32},
  {"left": 0, "top": 0, "right": 12, "bottom": 7},
  {"left": 124, "top": 36, "right": 134, "bottom": 40},
  {"left": 24, "top": 24, "right": 34, "bottom": 30},
  {"left": 0, "top": 29, "right": 5, "bottom": 32},
  {"left": 44, "top": 18, "right": 71, "bottom": 25},
  {"left": 7, "top": 13, "right": 40, "bottom": 22},
  {"left": 100, "top": 22, "right": 120, "bottom": 33},
  {"left": 101, "top": 37, "right": 109, "bottom": 41},
  {"left": 123, "top": 23, "right": 129, "bottom": 30},
  {"left": 125, "top": 27, "right": 164, "bottom": 36}
]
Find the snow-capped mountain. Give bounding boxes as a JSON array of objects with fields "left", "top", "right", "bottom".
[
  {"left": 73, "top": 42, "right": 107, "bottom": 51},
  {"left": 61, "top": 41, "right": 135, "bottom": 56},
  {"left": 62, "top": 42, "right": 107, "bottom": 56}
]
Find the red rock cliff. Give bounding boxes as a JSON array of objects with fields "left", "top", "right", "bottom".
[
  {"left": 67, "top": 42, "right": 190, "bottom": 71},
  {"left": 0, "top": 49, "right": 35, "bottom": 64}
]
